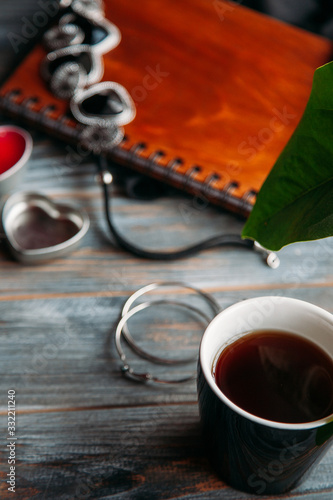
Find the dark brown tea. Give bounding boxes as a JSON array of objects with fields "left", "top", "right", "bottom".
[{"left": 213, "top": 330, "right": 333, "bottom": 423}]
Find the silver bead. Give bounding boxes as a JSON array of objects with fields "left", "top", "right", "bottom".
[
  {"left": 49, "top": 62, "right": 85, "bottom": 99},
  {"left": 43, "top": 23, "right": 85, "bottom": 52},
  {"left": 79, "top": 124, "right": 124, "bottom": 153}
]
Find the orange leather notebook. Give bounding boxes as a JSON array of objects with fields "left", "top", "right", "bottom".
[{"left": 0, "top": 0, "right": 332, "bottom": 217}]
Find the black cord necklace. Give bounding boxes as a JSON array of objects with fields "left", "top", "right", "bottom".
[{"left": 96, "top": 155, "right": 279, "bottom": 267}]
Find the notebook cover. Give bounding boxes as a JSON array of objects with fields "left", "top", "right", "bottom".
[{"left": 0, "top": 0, "right": 332, "bottom": 217}]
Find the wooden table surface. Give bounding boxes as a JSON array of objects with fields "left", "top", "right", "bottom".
[{"left": 0, "top": 2, "right": 332, "bottom": 499}]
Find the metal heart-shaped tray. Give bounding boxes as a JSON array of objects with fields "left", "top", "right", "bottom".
[{"left": 1, "top": 191, "right": 90, "bottom": 264}]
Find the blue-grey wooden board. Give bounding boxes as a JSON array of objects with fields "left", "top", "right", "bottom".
[{"left": 0, "top": 2, "right": 332, "bottom": 499}]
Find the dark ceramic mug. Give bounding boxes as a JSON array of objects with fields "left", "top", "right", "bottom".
[{"left": 197, "top": 296, "right": 333, "bottom": 495}]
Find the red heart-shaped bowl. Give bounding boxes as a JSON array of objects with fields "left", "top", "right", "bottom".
[{"left": 0, "top": 125, "right": 33, "bottom": 197}]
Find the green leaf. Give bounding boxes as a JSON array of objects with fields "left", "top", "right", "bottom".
[{"left": 242, "top": 61, "right": 333, "bottom": 251}]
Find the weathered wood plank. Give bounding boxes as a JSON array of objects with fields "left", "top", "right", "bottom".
[
  {"left": 0, "top": 159, "right": 332, "bottom": 298},
  {"left": 0, "top": 134, "right": 331, "bottom": 296},
  {"left": 0, "top": 286, "right": 332, "bottom": 411},
  {"left": 0, "top": 3, "right": 332, "bottom": 500},
  {"left": 0, "top": 406, "right": 332, "bottom": 500}
]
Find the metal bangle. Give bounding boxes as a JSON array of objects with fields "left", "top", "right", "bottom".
[
  {"left": 115, "top": 299, "right": 213, "bottom": 384},
  {"left": 121, "top": 281, "right": 221, "bottom": 365}
]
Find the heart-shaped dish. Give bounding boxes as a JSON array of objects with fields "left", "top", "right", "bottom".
[
  {"left": 1, "top": 192, "right": 90, "bottom": 264},
  {"left": 0, "top": 126, "right": 32, "bottom": 197}
]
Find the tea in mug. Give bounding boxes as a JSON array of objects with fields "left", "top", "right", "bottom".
[{"left": 213, "top": 330, "right": 333, "bottom": 423}]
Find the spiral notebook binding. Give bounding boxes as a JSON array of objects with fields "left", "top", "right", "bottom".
[
  {"left": 183, "top": 165, "right": 201, "bottom": 188},
  {"left": 40, "top": 104, "right": 58, "bottom": 117},
  {"left": 129, "top": 141, "right": 146, "bottom": 156},
  {"left": 0, "top": 89, "right": 254, "bottom": 217},
  {"left": 103, "top": 137, "right": 255, "bottom": 217},
  {"left": 164, "top": 158, "right": 183, "bottom": 180},
  {"left": 242, "top": 189, "right": 257, "bottom": 204},
  {"left": 20, "top": 96, "right": 40, "bottom": 121},
  {"left": 202, "top": 175, "right": 224, "bottom": 205},
  {"left": 0, "top": 89, "right": 22, "bottom": 115},
  {"left": 0, "top": 88, "right": 82, "bottom": 142},
  {"left": 148, "top": 150, "right": 165, "bottom": 164},
  {"left": 224, "top": 181, "right": 239, "bottom": 194},
  {"left": 118, "top": 142, "right": 252, "bottom": 214}
]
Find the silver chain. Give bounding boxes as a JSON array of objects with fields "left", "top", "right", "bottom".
[{"left": 41, "top": 0, "right": 136, "bottom": 153}]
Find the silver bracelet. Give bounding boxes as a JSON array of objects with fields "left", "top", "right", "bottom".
[
  {"left": 114, "top": 282, "right": 221, "bottom": 384},
  {"left": 121, "top": 281, "right": 221, "bottom": 365},
  {"left": 115, "top": 300, "right": 212, "bottom": 384}
]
